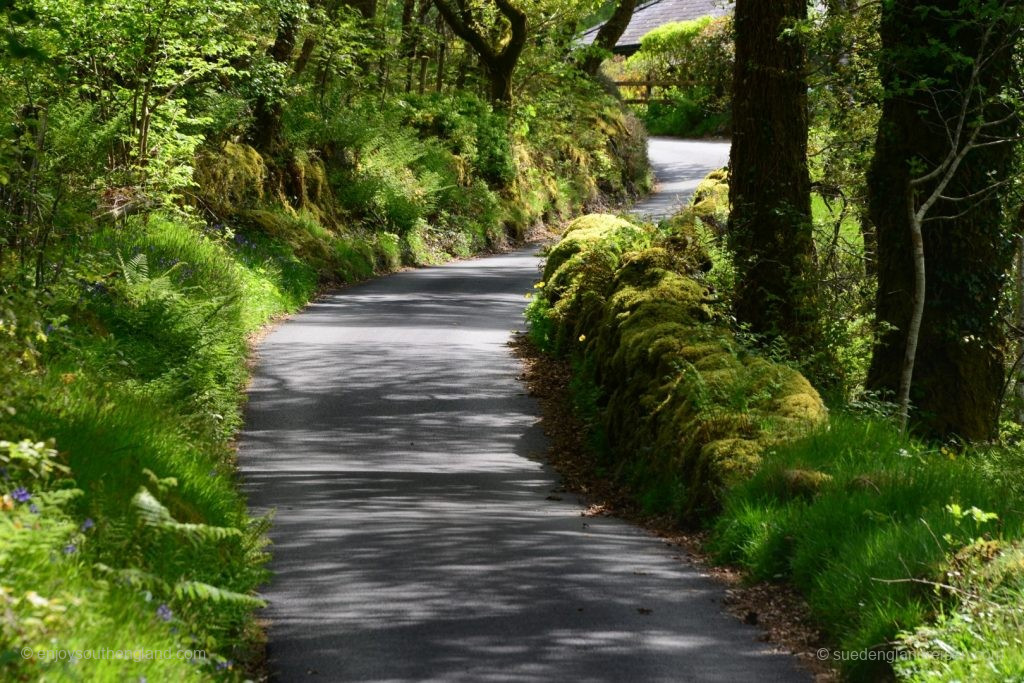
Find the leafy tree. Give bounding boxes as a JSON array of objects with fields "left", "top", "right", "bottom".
[
  {"left": 866, "top": 0, "right": 1023, "bottom": 439},
  {"left": 433, "top": 0, "right": 528, "bottom": 104},
  {"left": 579, "top": 0, "right": 636, "bottom": 76}
]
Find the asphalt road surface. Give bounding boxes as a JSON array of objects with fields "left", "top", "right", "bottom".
[
  {"left": 238, "top": 138, "right": 807, "bottom": 682},
  {"left": 631, "top": 137, "right": 730, "bottom": 220}
]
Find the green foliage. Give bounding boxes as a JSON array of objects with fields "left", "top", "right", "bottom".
[
  {"left": 0, "top": 210, "right": 312, "bottom": 678},
  {"left": 0, "top": 438, "right": 68, "bottom": 483},
  {"left": 0, "top": 484, "right": 215, "bottom": 681},
  {"left": 640, "top": 89, "right": 730, "bottom": 138},
  {"left": 809, "top": 193, "right": 875, "bottom": 400},
  {"left": 895, "top": 539, "right": 1024, "bottom": 681},
  {"left": 339, "top": 128, "right": 444, "bottom": 232}
]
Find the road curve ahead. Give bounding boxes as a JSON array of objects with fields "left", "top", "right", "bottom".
[
  {"left": 238, "top": 141, "right": 806, "bottom": 682},
  {"left": 631, "top": 137, "right": 730, "bottom": 220}
]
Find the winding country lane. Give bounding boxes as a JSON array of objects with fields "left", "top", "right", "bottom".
[
  {"left": 632, "top": 137, "right": 730, "bottom": 220},
  {"left": 237, "top": 137, "right": 807, "bottom": 681}
]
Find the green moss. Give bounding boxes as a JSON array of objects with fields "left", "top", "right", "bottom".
[
  {"left": 542, "top": 213, "right": 650, "bottom": 290},
  {"left": 193, "top": 141, "right": 266, "bottom": 213},
  {"left": 530, "top": 212, "right": 826, "bottom": 519},
  {"left": 244, "top": 209, "right": 332, "bottom": 269},
  {"left": 535, "top": 213, "right": 653, "bottom": 354},
  {"left": 775, "top": 467, "right": 835, "bottom": 499},
  {"left": 333, "top": 236, "right": 376, "bottom": 281},
  {"left": 691, "top": 172, "right": 728, "bottom": 220}
]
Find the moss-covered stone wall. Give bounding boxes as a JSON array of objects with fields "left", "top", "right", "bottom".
[{"left": 529, "top": 213, "right": 826, "bottom": 518}]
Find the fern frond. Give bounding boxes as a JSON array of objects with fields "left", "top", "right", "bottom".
[
  {"left": 142, "top": 468, "right": 179, "bottom": 494},
  {"left": 119, "top": 251, "right": 149, "bottom": 285},
  {"left": 173, "top": 580, "right": 266, "bottom": 608},
  {"left": 132, "top": 487, "right": 242, "bottom": 542}
]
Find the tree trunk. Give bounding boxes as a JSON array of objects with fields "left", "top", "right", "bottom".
[
  {"left": 418, "top": 55, "right": 429, "bottom": 94},
  {"left": 727, "top": 0, "right": 819, "bottom": 357},
  {"left": 1015, "top": 233, "right": 1024, "bottom": 425},
  {"left": 401, "top": 0, "right": 417, "bottom": 92},
  {"left": 433, "top": 0, "right": 527, "bottom": 106},
  {"left": 866, "top": 0, "right": 1019, "bottom": 441},
  {"left": 581, "top": 0, "right": 637, "bottom": 76},
  {"left": 435, "top": 18, "right": 446, "bottom": 92},
  {"left": 251, "top": 13, "right": 300, "bottom": 151},
  {"left": 342, "top": 0, "right": 376, "bottom": 19},
  {"left": 293, "top": 37, "right": 317, "bottom": 81},
  {"left": 860, "top": 214, "right": 877, "bottom": 279},
  {"left": 896, "top": 200, "right": 926, "bottom": 431},
  {"left": 487, "top": 64, "right": 513, "bottom": 104}
]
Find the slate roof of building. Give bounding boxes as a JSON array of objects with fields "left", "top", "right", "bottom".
[{"left": 580, "top": 0, "right": 732, "bottom": 53}]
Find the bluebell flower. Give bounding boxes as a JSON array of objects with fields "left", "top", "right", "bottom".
[
  {"left": 63, "top": 543, "right": 76, "bottom": 554},
  {"left": 11, "top": 487, "right": 30, "bottom": 503},
  {"left": 81, "top": 518, "right": 94, "bottom": 531},
  {"left": 29, "top": 504, "right": 39, "bottom": 514},
  {"left": 156, "top": 604, "right": 173, "bottom": 622}
]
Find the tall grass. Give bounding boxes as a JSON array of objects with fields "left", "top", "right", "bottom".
[{"left": 710, "top": 414, "right": 1024, "bottom": 680}]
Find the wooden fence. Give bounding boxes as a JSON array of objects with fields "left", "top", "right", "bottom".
[{"left": 612, "top": 78, "right": 693, "bottom": 105}]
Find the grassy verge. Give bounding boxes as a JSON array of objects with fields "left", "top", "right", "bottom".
[
  {"left": 525, "top": 208, "right": 1024, "bottom": 681},
  {"left": 711, "top": 415, "right": 1024, "bottom": 681},
  {"left": 1, "top": 215, "right": 306, "bottom": 680}
]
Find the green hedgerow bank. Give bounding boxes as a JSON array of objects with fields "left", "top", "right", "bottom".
[{"left": 527, "top": 201, "right": 1024, "bottom": 681}]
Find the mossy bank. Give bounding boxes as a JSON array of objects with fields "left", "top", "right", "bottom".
[{"left": 527, "top": 212, "right": 825, "bottom": 518}]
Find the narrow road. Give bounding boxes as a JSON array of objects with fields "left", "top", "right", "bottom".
[
  {"left": 238, "top": 139, "right": 804, "bottom": 681},
  {"left": 631, "top": 137, "right": 730, "bottom": 220}
]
